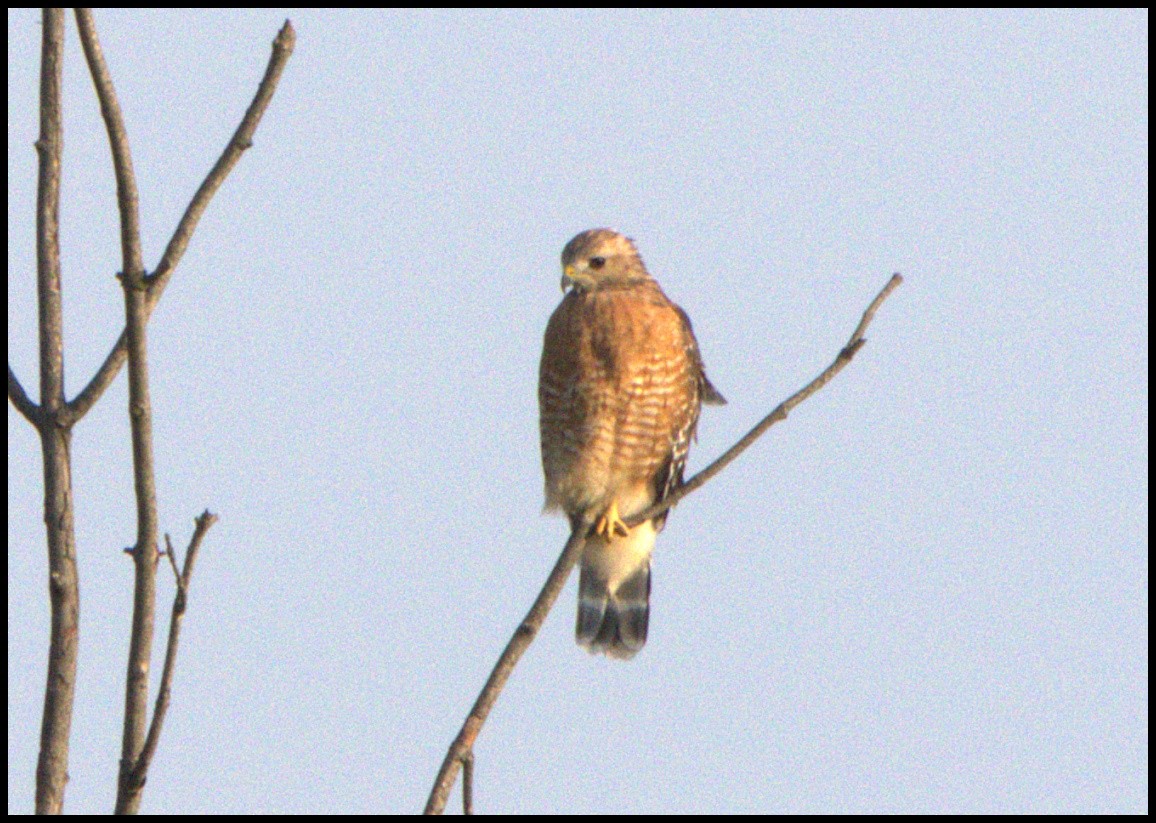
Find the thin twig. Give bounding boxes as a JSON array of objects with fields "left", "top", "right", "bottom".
[
  {"left": 423, "top": 273, "right": 903, "bottom": 814},
  {"left": 127, "top": 512, "right": 218, "bottom": 792},
  {"left": 67, "top": 19, "right": 297, "bottom": 422},
  {"left": 149, "top": 20, "right": 296, "bottom": 289},
  {"left": 163, "top": 534, "right": 181, "bottom": 582}
]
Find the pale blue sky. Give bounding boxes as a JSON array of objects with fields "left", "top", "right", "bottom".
[{"left": 8, "top": 8, "right": 1147, "bottom": 814}]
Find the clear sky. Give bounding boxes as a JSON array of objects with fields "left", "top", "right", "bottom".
[{"left": 7, "top": 8, "right": 1147, "bottom": 814}]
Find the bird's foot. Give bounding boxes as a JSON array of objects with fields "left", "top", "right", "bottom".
[{"left": 594, "top": 501, "right": 631, "bottom": 540}]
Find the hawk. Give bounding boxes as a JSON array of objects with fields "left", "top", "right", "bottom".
[{"left": 539, "top": 229, "right": 725, "bottom": 659}]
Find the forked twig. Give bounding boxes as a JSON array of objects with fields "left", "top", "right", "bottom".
[{"left": 126, "top": 512, "right": 218, "bottom": 791}]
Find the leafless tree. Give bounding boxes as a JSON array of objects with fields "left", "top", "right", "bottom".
[
  {"left": 11, "top": 11, "right": 902, "bottom": 815},
  {"left": 7, "top": 9, "right": 295, "bottom": 813}
]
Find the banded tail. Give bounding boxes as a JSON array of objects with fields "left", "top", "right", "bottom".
[{"left": 576, "top": 519, "right": 657, "bottom": 660}]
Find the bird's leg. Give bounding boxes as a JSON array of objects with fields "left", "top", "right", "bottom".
[{"left": 594, "top": 500, "right": 631, "bottom": 540}]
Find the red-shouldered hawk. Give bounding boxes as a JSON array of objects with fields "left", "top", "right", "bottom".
[{"left": 539, "top": 229, "right": 725, "bottom": 660}]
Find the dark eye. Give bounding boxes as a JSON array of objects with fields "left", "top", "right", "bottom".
[{"left": 589, "top": 256, "right": 606, "bottom": 269}]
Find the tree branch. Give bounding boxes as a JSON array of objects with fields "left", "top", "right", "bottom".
[
  {"left": 74, "top": 8, "right": 144, "bottom": 283},
  {"left": 8, "top": 365, "right": 41, "bottom": 425},
  {"left": 461, "top": 750, "right": 475, "bottom": 816},
  {"left": 112, "top": 177, "right": 162, "bottom": 819},
  {"left": 127, "top": 512, "right": 218, "bottom": 792},
  {"left": 71, "top": 13, "right": 159, "bottom": 813},
  {"left": 67, "top": 19, "right": 297, "bottom": 422},
  {"left": 149, "top": 20, "right": 296, "bottom": 290},
  {"left": 423, "top": 273, "right": 903, "bottom": 814},
  {"left": 424, "top": 526, "right": 590, "bottom": 815},
  {"left": 67, "top": 12, "right": 291, "bottom": 813},
  {"left": 629, "top": 272, "right": 905, "bottom": 528},
  {"left": 36, "top": 13, "right": 65, "bottom": 420},
  {"left": 30, "top": 10, "right": 83, "bottom": 816}
]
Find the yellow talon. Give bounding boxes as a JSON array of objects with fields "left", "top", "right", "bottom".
[{"left": 594, "top": 501, "right": 631, "bottom": 540}]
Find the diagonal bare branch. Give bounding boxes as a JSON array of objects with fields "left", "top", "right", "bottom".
[
  {"left": 424, "top": 525, "right": 589, "bottom": 815},
  {"left": 149, "top": 20, "right": 296, "bottom": 291},
  {"left": 424, "top": 272, "right": 903, "bottom": 814},
  {"left": 629, "top": 272, "right": 905, "bottom": 528}
]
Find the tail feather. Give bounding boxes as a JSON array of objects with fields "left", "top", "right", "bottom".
[
  {"left": 577, "top": 561, "right": 650, "bottom": 659},
  {"left": 575, "top": 520, "right": 655, "bottom": 660}
]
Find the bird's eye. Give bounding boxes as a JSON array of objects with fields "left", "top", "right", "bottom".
[{"left": 589, "top": 256, "right": 606, "bottom": 269}]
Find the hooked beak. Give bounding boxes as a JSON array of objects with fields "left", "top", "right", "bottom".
[{"left": 561, "top": 263, "right": 577, "bottom": 293}]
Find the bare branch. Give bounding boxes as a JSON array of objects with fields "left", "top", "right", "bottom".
[
  {"left": 71, "top": 16, "right": 293, "bottom": 813},
  {"left": 68, "top": 19, "right": 297, "bottom": 422},
  {"left": 629, "top": 272, "right": 905, "bottom": 527},
  {"left": 162, "top": 533, "right": 181, "bottom": 581},
  {"left": 150, "top": 20, "right": 296, "bottom": 290},
  {"left": 30, "top": 10, "right": 82, "bottom": 816},
  {"left": 36, "top": 12, "right": 65, "bottom": 418},
  {"left": 74, "top": 8, "right": 145, "bottom": 282},
  {"left": 8, "top": 365, "right": 41, "bottom": 425},
  {"left": 423, "top": 273, "right": 904, "bottom": 814},
  {"left": 67, "top": 325, "right": 127, "bottom": 421},
  {"left": 127, "top": 512, "right": 218, "bottom": 793},
  {"left": 113, "top": 245, "right": 161, "bottom": 818},
  {"left": 424, "top": 526, "right": 590, "bottom": 814},
  {"left": 73, "top": 11, "right": 162, "bottom": 811}
]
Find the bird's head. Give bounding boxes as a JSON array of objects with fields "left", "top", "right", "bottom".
[{"left": 560, "top": 229, "right": 652, "bottom": 292}]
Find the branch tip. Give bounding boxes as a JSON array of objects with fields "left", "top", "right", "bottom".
[{"left": 276, "top": 20, "right": 297, "bottom": 50}]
